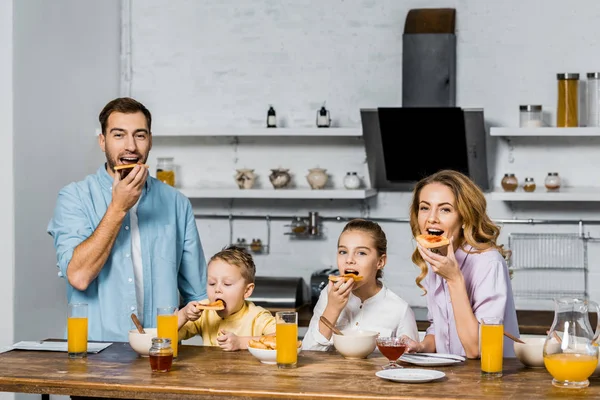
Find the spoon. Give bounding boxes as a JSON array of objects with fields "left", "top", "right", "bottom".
[
  {"left": 504, "top": 331, "right": 525, "bottom": 344},
  {"left": 320, "top": 316, "right": 343, "bottom": 336},
  {"left": 130, "top": 313, "right": 145, "bottom": 334}
]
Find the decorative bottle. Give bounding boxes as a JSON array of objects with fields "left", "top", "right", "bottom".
[{"left": 267, "top": 106, "right": 277, "bottom": 128}]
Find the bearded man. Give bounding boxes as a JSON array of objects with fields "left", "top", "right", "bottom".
[{"left": 48, "top": 97, "right": 207, "bottom": 342}]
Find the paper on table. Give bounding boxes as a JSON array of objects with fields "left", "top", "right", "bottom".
[{"left": 10, "top": 341, "right": 112, "bottom": 353}]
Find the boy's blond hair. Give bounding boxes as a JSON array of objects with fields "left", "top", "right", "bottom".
[{"left": 209, "top": 245, "right": 256, "bottom": 283}]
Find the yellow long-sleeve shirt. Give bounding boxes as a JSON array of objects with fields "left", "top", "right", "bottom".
[{"left": 178, "top": 300, "right": 276, "bottom": 345}]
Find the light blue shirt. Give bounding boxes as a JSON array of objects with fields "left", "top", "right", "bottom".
[{"left": 47, "top": 165, "right": 207, "bottom": 342}]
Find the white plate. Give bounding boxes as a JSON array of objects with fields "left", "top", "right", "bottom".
[
  {"left": 376, "top": 368, "right": 446, "bottom": 383},
  {"left": 399, "top": 354, "right": 463, "bottom": 367}
]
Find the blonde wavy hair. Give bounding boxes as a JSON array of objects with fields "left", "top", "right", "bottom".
[{"left": 409, "top": 170, "right": 508, "bottom": 294}]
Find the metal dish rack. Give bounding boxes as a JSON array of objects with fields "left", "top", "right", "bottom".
[{"left": 507, "top": 233, "right": 588, "bottom": 300}]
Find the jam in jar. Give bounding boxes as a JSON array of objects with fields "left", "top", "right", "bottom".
[{"left": 149, "top": 337, "right": 173, "bottom": 372}]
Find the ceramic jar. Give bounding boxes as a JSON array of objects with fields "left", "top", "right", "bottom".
[
  {"left": 545, "top": 172, "right": 561, "bottom": 191},
  {"left": 501, "top": 174, "right": 518, "bottom": 192},
  {"left": 306, "top": 168, "right": 328, "bottom": 190},
  {"left": 269, "top": 168, "right": 291, "bottom": 189},
  {"left": 235, "top": 169, "right": 256, "bottom": 189},
  {"left": 343, "top": 172, "right": 361, "bottom": 190},
  {"left": 523, "top": 177, "right": 536, "bottom": 193}
]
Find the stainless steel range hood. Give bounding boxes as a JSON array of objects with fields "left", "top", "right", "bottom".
[{"left": 360, "top": 107, "right": 490, "bottom": 192}]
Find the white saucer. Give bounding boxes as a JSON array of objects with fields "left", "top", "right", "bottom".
[
  {"left": 376, "top": 368, "right": 446, "bottom": 383},
  {"left": 400, "top": 353, "right": 464, "bottom": 367}
]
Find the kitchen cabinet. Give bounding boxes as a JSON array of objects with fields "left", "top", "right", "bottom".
[
  {"left": 488, "top": 127, "right": 600, "bottom": 202},
  {"left": 142, "top": 127, "right": 377, "bottom": 200}
]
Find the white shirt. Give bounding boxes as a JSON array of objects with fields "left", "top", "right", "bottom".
[
  {"left": 302, "top": 283, "right": 419, "bottom": 351},
  {"left": 130, "top": 201, "right": 144, "bottom": 325}
]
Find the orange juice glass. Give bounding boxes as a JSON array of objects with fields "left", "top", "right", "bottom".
[
  {"left": 480, "top": 317, "right": 503, "bottom": 378},
  {"left": 157, "top": 306, "right": 178, "bottom": 358},
  {"left": 276, "top": 311, "right": 298, "bottom": 369},
  {"left": 67, "top": 303, "right": 88, "bottom": 358}
]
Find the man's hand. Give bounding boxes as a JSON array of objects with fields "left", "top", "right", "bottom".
[{"left": 111, "top": 164, "right": 148, "bottom": 212}]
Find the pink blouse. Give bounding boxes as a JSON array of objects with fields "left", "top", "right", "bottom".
[{"left": 424, "top": 245, "right": 520, "bottom": 357}]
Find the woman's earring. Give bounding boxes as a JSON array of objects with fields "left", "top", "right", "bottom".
[{"left": 462, "top": 224, "right": 465, "bottom": 230}]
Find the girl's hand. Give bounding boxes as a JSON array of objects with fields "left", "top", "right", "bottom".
[
  {"left": 216, "top": 330, "right": 242, "bottom": 351},
  {"left": 417, "top": 237, "right": 462, "bottom": 283},
  {"left": 326, "top": 279, "right": 354, "bottom": 313}
]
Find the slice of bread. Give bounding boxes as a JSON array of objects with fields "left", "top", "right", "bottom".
[{"left": 416, "top": 234, "right": 450, "bottom": 249}]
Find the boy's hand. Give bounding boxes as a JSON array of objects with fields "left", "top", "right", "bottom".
[
  {"left": 179, "top": 301, "right": 203, "bottom": 324},
  {"left": 216, "top": 329, "right": 242, "bottom": 351}
]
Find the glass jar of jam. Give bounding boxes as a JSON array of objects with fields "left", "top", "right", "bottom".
[
  {"left": 545, "top": 172, "right": 561, "bottom": 191},
  {"left": 149, "top": 337, "right": 173, "bottom": 372},
  {"left": 501, "top": 174, "right": 518, "bottom": 192},
  {"left": 156, "top": 157, "right": 176, "bottom": 187},
  {"left": 523, "top": 177, "right": 536, "bottom": 192}
]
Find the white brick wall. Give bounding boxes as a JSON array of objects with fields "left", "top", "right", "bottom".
[{"left": 128, "top": 0, "right": 600, "bottom": 309}]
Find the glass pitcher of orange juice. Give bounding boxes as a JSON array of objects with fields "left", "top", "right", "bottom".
[{"left": 543, "top": 298, "right": 600, "bottom": 389}]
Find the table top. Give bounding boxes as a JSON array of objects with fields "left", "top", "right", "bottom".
[{"left": 0, "top": 342, "right": 598, "bottom": 399}]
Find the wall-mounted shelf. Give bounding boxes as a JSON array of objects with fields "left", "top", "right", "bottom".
[
  {"left": 179, "top": 188, "right": 377, "bottom": 200},
  {"left": 490, "top": 127, "right": 600, "bottom": 137},
  {"left": 488, "top": 187, "right": 600, "bottom": 202},
  {"left": 150, "top": 127, "right": 363, "bottom": 137}
]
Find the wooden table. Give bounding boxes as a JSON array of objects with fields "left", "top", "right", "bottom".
[{"left": 0, "top": 342, "right": 599, "bottom": 399}]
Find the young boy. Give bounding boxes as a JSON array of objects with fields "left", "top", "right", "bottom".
[{"left": 177, "top": 245, "right": 275, "bottom": 351}]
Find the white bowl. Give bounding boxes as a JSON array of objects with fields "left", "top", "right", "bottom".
[
  {"left": 514, "top": 335, "right": 546, "bottom": 368},
  {"left": 128, "top": 328, "right": 157, "bottom": 357},
  {"left": 332, "top": 329, "right": 379, "bottom": 359},
  {"left": 247, "top": 346, "right": 301, "bottom": 365}
]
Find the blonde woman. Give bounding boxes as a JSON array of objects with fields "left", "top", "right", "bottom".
[{"left": 402, "top": 170, "right": 519, "bottom": 358}]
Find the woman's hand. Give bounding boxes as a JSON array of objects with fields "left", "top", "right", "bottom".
[{"left": 417, "top": 237, "right": 462, "bottom": 283}]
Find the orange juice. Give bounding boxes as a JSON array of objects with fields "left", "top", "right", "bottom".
[
  {"left": 67, "top": 317, "right": 88, "bottom": 355},
  {"left": 481, "top": 323, "right": 503, "bottom": 374},
  {"left": 544, "top": 353, "right": 598, "bottom": 382},
  {"left": 157, "top": 314, "right": 178, "bottom": 358},
  {"left": 276, "top": 322, "right": 298, "bottom": 366}
]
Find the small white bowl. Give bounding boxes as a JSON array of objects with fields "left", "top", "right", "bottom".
[
  {"left": 128, "top": 328, "right": 157, "bottom": 357},
  {"left": 514, "top": 335, "right": 546, "bottom": 368},
  {"left": 332, "top": 329, "right": 379, "bottom": 359},
  {"left": 247, "top": 346, "right": 301, "bottom": 365}
]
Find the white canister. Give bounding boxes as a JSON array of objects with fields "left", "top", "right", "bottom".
[
  {"left": 519, "top": 105, "right": 543, "bottom": 128},
  {"left": 587, "top": 73, "right": 600, "bottom": 127},
  {"left": 343, "top": 172, "right": 361, "bottom": 190}
]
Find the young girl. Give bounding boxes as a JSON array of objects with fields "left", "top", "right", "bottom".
[
  {"left": 177, "top": 246, "right": 276, "bottom": 351},
  {"left": 302, "top": 219, "right": 418, "bottom": 351}
]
